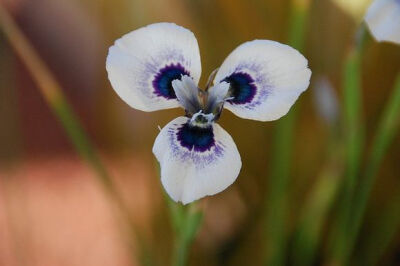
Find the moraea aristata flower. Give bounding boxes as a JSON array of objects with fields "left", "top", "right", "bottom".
[
  {"left": 365, "top": 0, "right": 400, "bottom": 44},
  {"left": 106, "top": 23, "right": 311, "bottom": 204}
]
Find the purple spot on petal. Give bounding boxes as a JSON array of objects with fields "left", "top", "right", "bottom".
[
  {"left": 152, "top": 63, "right": 190, "bottom": 99},
  {"left": 176, "top": 123, "right": 215, "bottom": 152},
  {"left": 223, "top": 72, "right": 257, "bottom": 104},
  {"left": 166, "top": 120, "right": 225, "bottom": 169}
]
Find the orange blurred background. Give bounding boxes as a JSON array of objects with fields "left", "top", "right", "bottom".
[{"left": 0, "top": 0, "right": 400, "bottom": 265}]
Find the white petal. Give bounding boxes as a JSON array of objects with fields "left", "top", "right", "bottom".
[
  {"left": 152, "top": 116, "right": 241, "bottom": 204},
  {"left": 106, "top": 23, "right": 202, "bottom": 112},
  {"left": 365, "top": 0, "right": 400, "bottom": 44},
  {"left": 214, "top": 40, "right": 311, "bottom": 121}
]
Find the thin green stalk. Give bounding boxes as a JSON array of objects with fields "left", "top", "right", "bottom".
[
  {"left": 348, "top": 74, "right": 400, "bottom": 259},
  {"left": 167, "top": 200, "right": 203, "bottom": 266},
  {"left": 291, "top": 75, "right": 342, "bottom": 266},
  {"left": 0, "top": 5, "right": 150, "bottom": 266},
  {"left": 328, "top": 26, "right": 367, "bottom": 265},
  {"left": 287, "top": 0, "right": 310, "bottom": 51},
  {"left": 265, "top": 111, "right": 296, "bottom": 266},
  {"left": 360, "top": 191, "right": 400, "bottom": 266},
  {"left": 264, "top": 0, "right": 310, "bottom": 265},
  {"left": 328, "top": 47, "right": 363, "bottom": 264},
  {"left": 292, "top": 139, "right": 344, "bottom": 266},
  {"left": 292, "top": 74, "right": 341, "bottom": 266}
]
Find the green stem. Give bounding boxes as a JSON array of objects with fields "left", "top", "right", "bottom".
[
  {"left": 292, "top": 138, "right": 345, "bottom": 266},
  {"left": 287, "top": 0, "right": 309, "bottom": 51},
  {"left": 265, "top": 111, "right": 296, "bottom": 266},
  {"left": 168, "top": 202, "right": 203, "bottom": 266},
  {"left": 349, "top": 74, "right": 400, "bottom": 258},
  {"left": 327, "top": 24, "right": 368, "bottom": 265},
  {"left": 329, "top": 46, "right": 364, "bottom": 265},
  {"left": 360, "top": 192, "right": 400, "bottom": 266},
  {"left": 264, "top": 0, "right": 310, "bottom": 265}
]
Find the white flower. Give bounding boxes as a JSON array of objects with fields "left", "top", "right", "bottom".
[
  {"left": 365, "top": 0, "right": 400, "bottom": 44},
  {"left": 106, "top": 23, "right": 311, "bottom": 204}
]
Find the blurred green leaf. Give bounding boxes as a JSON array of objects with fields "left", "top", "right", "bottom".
[
  {"left": 349, "top": 74, "right": 400, "bottom": 260},
  {"left": 264, "top": 0, "right": 311, "bottom": 265},
  {"left": 359, "top": 192, "right": 400, "bottom": 266},
  {"left": 292, "top": 139, "right": 345, "bottom": 266},
  {"left": 328, "top": 38, "right": 365, "bottom": 265}
]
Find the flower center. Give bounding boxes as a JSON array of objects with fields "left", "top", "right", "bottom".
[{"left": 189, "top": 111, "right": 214, "bottom": 127}]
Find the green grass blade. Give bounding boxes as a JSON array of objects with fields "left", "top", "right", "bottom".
[
  {"left": 359, "top": 192, "right": 400, "bottom": 266},
  {"left": 326, "top": 25, "right": 369, "bottom": 266},
  {"left": 264, "top": 0, "right": 310, "bottom": 265},
  {"left": 291, "top": 74, "right": 341, "bottom": 266},
  {"left": 348, "top": 74, "right": 400, "bottom": 259},
  {"left": 287, "top": 0, "right": 310, "bottom": 51},
  {"left": 292, "top": 139, "right": 345, "bottom": 266},
  {"left": 265, "top": 111, "right": 296, "bottom": 266},
  {"left": 326, "top": 26, "right": 367, "bottom": 262}
]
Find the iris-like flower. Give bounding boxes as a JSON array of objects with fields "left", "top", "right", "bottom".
[
  {"left": 365, "top": 0, "right": 400, "bottom": 44},
  {"left": 106, "top": 23, "right": 311, "bottom": 204}
]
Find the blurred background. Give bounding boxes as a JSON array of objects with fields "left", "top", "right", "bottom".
[{"left": 0, "top": 0, "right": 400, "bottom": 265}]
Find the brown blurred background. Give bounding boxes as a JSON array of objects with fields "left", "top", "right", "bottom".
[{"left": 0, "top": 0, "right": 400, "bottom": 265}]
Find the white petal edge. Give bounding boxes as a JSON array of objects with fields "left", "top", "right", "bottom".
[
  {"left": 365, "top": 0, "right": 400, "bottom": 44},
  {"left": 106, "top": 23, "right": 202, "bottom": 112},
  {"left": 152, "top": 116, "right": 242, "bottom": 204},
  {"left": 214, "top": 40, "right": 311, "bottom": 121}
]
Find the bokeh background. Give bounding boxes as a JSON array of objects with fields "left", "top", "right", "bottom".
[{"left": 0, "top": 0, "right": 400, "bottom": 265}]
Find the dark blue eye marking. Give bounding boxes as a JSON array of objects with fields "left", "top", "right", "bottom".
[
  {"left": 153, "top": 63, "right": 190, "bottom": 99},
  {"left": 223, "top": 72, "right": 257, "bottom": 104},
  {"left": 177, "top": 123, "right": 215, "bottom": 152}
]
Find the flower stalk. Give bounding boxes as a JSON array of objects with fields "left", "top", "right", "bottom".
[
  {"left": 348, "top": 73, "right": 400, "bottom": 259},
  {"left": 168, "top": 200, "right": 203, "bottom": 266},
  {"left": 327, "top": 24, "right": 368, "bottom": 265}
]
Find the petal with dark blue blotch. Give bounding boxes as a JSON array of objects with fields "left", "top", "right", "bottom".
[
  {"left": 214, "top": 40, "right": 311, "bottom": 121},
  {"left": 153, "top": 63, "right": 190, "bottom": 99},
  {"left": 223, "top": 72, "right": 257, "bottom": 104},
  {"left": 152, "top": 116, "right": 241, "bottom": 204},
  {"left": 106, "top": 23, "right": 201, "bottom": 112}
]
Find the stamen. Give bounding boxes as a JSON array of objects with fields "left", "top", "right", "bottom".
[{"left": 190, "top": 110, "right": 215, "bottom": 127}]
